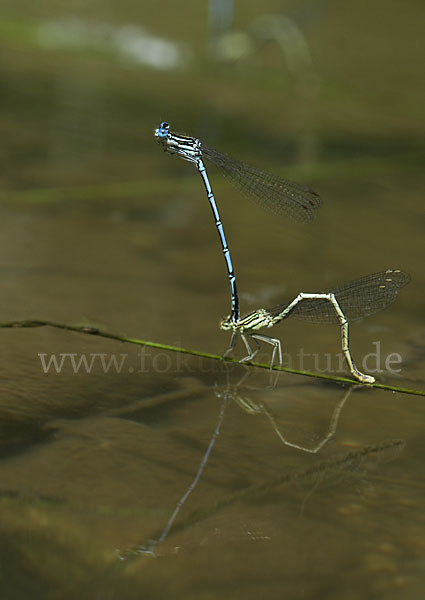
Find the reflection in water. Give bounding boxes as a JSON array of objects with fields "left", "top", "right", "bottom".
[
  {"left": 230, "top": 370, "right": 355, "bottom": 453},
  {"left": 119, "top": 367, "right": 404, "bottom": 560},
  {"left": 118, "top": 388, "right": 229, "bottom": 559},
  {"left": 122, "top": 431, "right": 404, "bottom": 560}
]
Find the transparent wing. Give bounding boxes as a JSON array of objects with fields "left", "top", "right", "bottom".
[
  {"left": 269, "top": 270, "right": 410, "bottom": 324},
  {"left": 202, "top": 144, "right": 321, "bottom": 224}
]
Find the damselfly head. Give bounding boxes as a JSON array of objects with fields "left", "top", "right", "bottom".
[
  {"left": 155, "top": 121, "right": 170, "bottom": 139},
  {"left": 220, "top": 315, "right": 233, "bottom": 331}
]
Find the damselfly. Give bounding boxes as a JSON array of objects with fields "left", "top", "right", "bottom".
[
  {"left": 155, "top": 121, "right": 320, "bottom": 322},
  {"left": 220, "top": 269, "right": 410, "bottom": 383}
]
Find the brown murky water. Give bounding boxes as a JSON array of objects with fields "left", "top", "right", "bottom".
[{"left": 1, "top": 1, "right": 424, "bottom": 598}]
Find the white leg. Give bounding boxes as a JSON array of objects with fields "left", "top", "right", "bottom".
[
  {"left": 223, "top": 330, "right": 238, "bottom": 358},
  {"left": 276, "top": 292, "right": 375, "bottom": 384},
  {"left": 340, "top": 320, "right": 375, "bottom": 384},
  {"left": 249, "top": 333, "right": 282, "bottom": 369},
  {"left": 240, "top": 334, "right": 260, "bottom": 362}
]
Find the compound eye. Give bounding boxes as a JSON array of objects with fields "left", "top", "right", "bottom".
[
  {"left": 156, "top": 121, "right": 170, "bottom": 138},
  {"left": 220, "top": 316, "right": 232, "bottom": 330}
]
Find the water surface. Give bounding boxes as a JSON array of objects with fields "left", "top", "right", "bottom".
[{"left": 0, "top": 1, "right": 424, "bottom": 598}]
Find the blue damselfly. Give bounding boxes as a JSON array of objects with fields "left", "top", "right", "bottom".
[{"left": 155, "top": 121, "right": 320, "bottom": 322}]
